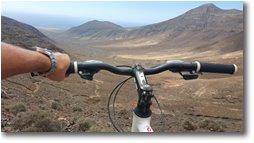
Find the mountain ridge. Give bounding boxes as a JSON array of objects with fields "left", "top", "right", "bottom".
[
  {"left": 1, "top": 16, "right": 64, "bottom": 52},
  {"left": 65, "top": 3, "right": 243, "bottom": 41}
]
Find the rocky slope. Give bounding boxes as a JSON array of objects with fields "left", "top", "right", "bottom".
[{"left": 1, "top": 16, "right": 63, "bottom": 52}]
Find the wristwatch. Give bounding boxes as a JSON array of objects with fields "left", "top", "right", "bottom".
[{"left": 31, "top": 46, "right": 57, "bottom": 77}]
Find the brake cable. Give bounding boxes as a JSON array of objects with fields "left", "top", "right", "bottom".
[
  {"left": 107, "top": 77, "right": 132, "bottom": 132},
  {"left": 153, "top": 95, "right": 165, "bottom": 132}
]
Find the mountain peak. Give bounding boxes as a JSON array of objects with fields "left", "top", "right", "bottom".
[
  {"left": 182, "top": 3, "right": 222, "bottom": 18},
  {"left": 74, "top": 20, "right": 123, "bottom": 30},
  {"left": 201, "top": 3, "right": 218, "bottom": 8},
  {"left": 66, "top": 20, "right": 125, "bottom": 38},
  {"left": 195, "top": 3, "right": 221, "bottom": 11},
  {"left": 87, "top": 20, "right": 107, "bottom": 24},
  {"left": 88, "top": 20, "right": 100, "bottom": 23}
]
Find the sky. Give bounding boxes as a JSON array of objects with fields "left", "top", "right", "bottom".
[{"left": 1, "top": 1, "right": 243, "bottom": 29}]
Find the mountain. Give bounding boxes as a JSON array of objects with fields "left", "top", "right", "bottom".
[
  {"left": 66, "top": 20, "right": 126, "bottom": 40},
  {"left": 1, "top": 16, "right": 63, "bottom": 52},
  {"left": 126, "top": 3, "right": 242, "bottom": 38},
  {"left": 65, "top": 3, "right": 243, "bottom": 44}
]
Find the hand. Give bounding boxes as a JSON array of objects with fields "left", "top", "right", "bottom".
[{"left": 46, "top": 52, "right": 70, "bottom": 81}]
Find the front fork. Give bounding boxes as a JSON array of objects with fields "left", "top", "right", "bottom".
[{"left": 131, "top": 64, "right": 154, "bottom": 132}]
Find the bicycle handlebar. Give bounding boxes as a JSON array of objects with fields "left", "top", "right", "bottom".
[
  {"left": 66, "top": 61, "right": 133, "bottom": 76},
  {"left": 198, "top": 62, "right": 237, "bottom": 74},
  {"left": 66, "top": 60, "right": 237, "bottom": 76}
]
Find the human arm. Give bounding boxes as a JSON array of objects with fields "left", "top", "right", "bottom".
[{"left": 1, "top": 43, "right": 70, "bottom": 81}]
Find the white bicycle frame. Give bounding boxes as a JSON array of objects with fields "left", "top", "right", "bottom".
[{"left": 131, "top": 113, "right": 153, "bottom": 132}]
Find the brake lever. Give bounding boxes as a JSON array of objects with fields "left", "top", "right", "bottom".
[
  {"left": 78, "top": 70, "right": 98, "bottom": 80},
  {"left": 77, "top": 60, "right": 103, "bottom": 80},
  {"left": 179, "top": 72, "right": 199, "bottom": 80}
]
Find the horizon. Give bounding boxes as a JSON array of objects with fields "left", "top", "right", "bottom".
[{"left": 1, "top": 1, "right": 243, "bottom": 29}]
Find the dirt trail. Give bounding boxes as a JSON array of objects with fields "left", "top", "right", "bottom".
[
  {"left": 32, "top": 81, "right": 40, "bottom": 93},
  {"left": 93, "top": 79, "right": 104, "bottom": 98}
]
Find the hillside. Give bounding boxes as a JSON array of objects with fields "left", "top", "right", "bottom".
[
  {"left": 66, "top": 20, "right": 126, "bottom": 40},
  {"left": 1, "top": 16, "right": 63, "bottom": 52}
]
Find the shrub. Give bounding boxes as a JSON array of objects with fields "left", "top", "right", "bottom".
[
  {"left": 198, "top": 119, "right": 224, "bottom": 132},
  {"left": 72, "top": 106, "right": 83, "bottom": 112},
  {"left": 183, "top": 120, "right": 197, "bottom": 131},
  {"left": 51, "top": 101, "right": 63, "bottom": 111},
  {"left": 8, "top": 102, "right": 26, "bottom": 114},
  {"left": 78, "top": 119, "right": 96, "bottom": 132},
  {"left": 13, "top": 110, "right": 65, "bottom": 132}
]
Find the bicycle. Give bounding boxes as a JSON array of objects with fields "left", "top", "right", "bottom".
[{"left": 66, "top": 60, "right": 237, "bottom": 132}]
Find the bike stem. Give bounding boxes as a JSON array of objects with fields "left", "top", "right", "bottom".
[{"left": 132, "top": 64, "right": 154, "bottom": 118}]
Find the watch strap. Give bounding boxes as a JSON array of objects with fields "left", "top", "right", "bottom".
[{"left": 31, "top": 46, "right": 57, "bottom": 77}]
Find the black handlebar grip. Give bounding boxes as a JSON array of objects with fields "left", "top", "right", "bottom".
[
  {"left": 66, "top": 62, "right": 75, "bottom": 75},
  {"left": 198, "top": 62, "right": 237, "bottom": 74}
]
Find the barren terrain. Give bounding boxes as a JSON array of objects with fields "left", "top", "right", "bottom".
[{"left": 2, "top": 36, "right": 243, "bottom": 132}]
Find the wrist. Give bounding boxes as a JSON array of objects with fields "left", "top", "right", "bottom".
[
  {"left": 36, "top": 52, "right": 51, "bottom": 72},
  {"left": 31, "top": 46, "right": 57, "bottom": 77}
]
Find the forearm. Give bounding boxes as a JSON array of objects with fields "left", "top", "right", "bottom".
[{"left": 1, "top": 43, "right": 51, "bottom": 79}]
